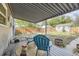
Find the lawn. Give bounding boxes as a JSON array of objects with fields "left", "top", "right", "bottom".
[
  {"left": 48, "top": 32, "right": 78, "bottom": 47},
  {"left": 49, "top": 31, "right": 74, "bottom": 36}
]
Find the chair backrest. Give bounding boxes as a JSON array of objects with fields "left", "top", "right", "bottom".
[{"left": 33, "top": 34, "right": 49, "bottom": 51}]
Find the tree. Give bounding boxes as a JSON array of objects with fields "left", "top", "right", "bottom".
[
  {"left": 15, "top": 19, "right": 39, "bottom": 28},
  {"left": 48, "top": 16, "right": 72, "bottom": 27},
  {"left": 73, "top": 16, "right": 79, "bottom": 26}
]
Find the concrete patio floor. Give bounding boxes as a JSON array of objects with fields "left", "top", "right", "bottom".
[{"left": 2, "top": 36, "right": 73, "bottom": 56}]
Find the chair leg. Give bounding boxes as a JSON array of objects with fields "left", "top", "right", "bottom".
[
  {"left": 48, "top": 46, "right": 51, "bottom": 56},
  {"left": 36, "top": 49, "right": 38, "bottom": 56},
  {"left": 47, "top": 51, "right": 49, "bottom": 56}
]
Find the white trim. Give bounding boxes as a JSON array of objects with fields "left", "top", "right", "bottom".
[
  {"left": 0, "top": 23, "right": 9, "bottom": 29},
  {"left": 0, "top": 11, "right": 6, "bottom": 18},
  {"left": 2, "top": 3, "right": 7, "bottom": 10}
]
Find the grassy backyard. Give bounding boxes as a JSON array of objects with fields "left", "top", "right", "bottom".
[{"left": 48, "top": 32, "right": 78, "bottom": 47}]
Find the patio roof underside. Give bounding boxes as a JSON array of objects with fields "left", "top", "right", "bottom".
[{"left": 9, "top": 3, "right": 79, "bottom": 23}]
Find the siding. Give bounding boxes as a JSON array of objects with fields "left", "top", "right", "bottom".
[{"left": 0, "top": 24, "right": 13, "bottom": 55}]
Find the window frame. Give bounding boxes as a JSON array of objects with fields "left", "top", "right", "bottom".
[{"left": 0, "top": 3, "right": 6, "bottom": 25}]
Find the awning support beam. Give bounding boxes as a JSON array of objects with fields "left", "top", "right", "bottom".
[{"left": 45, "top": 20, "right": 47, "bottom": 35}]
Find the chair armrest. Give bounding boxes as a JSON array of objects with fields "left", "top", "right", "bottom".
[{"left": 27, "top": 40, "right": 34, "bottom": 45}]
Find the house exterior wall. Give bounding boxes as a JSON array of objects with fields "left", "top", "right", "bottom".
[
  {"left": 56, "top": 26, "right": 63, "bottom": 32},
  {"left": 0, "top": 3, "right": 14, "bottom": 55},
  {"left": 64, "top": 26, "right": 71, "bottom": 32},
  {"left": 56, "top": 24, "right": 71, "bottom": 32}
]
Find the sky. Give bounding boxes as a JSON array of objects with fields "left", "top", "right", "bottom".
[
  {"left": 64, "top": 10, "right": 79, "bottom": 21},
  {"left": 47, "top": 9, "right": 79, "bottom": 22}
]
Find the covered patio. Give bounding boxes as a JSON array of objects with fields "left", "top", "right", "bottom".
[
  {"left": 8, "top": 3, "right": 79, "bottom": 35},
  {"left": 2, "top": 3, "right": 79, "bottom": 56}
]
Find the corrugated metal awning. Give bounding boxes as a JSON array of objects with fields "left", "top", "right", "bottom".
[{"left": 9, "top": 3, "right": 79, "bottom": 23}]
